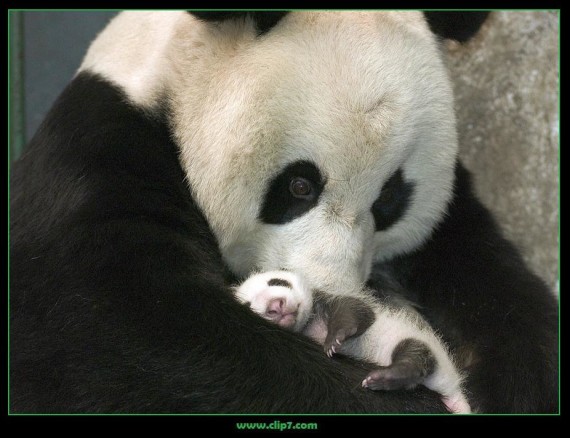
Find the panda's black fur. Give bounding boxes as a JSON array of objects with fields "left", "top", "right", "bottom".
[
  {"left": 9, "top": 11, "right": 558, "bottom": 414},
  {"left": 367, "top": 163, "right": 558, "bottom": 413}
]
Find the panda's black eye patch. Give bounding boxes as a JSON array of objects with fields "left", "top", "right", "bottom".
[
  {"left": 372, "top": 168, "right": 414, "bottom": 232},
  {"left": 259, "top": 161, "right": 324, "bottom": 224}
]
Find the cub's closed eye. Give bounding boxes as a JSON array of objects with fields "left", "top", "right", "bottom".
[{"left": 289, "top": 177, "right": 313, "bottom": 199}]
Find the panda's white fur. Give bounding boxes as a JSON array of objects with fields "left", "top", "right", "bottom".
[{"left": 79, "top": 11, "right": 458, "bottom": 296}]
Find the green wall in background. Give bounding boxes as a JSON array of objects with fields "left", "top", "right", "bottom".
[{"left": 9, "top": 11, "right": 117, "bottom": 161}]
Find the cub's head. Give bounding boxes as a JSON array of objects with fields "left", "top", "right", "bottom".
[{"left": 81, "top": 11, "right": 487, "bottom": 294}]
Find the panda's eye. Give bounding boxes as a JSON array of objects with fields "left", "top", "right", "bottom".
[
  {"left": 289, "top": 177, "right": 313, "bottom": 199},
  {"left": 259, "top": 160, "right": 324, "bottom": 224}
]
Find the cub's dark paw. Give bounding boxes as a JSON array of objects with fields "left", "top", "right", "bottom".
[
  {"left": 362, "top": 362, "right": 425, "bottom": 391},
  {"left": 362, "top": 338, "right": 437, "bottom": 390},
  {"left": 323, "top": 327, "right": 357, "bottom": 358}
]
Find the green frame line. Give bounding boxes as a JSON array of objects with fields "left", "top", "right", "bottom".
[{"left": 9, "top": 11, "right": 25, "bottom": 162}]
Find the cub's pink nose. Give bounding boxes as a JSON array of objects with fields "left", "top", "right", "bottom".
[
  {"left": 264, "top": 297, "right": 298, "bottom": 328},
  {"left": 266, "top": 298, "right": 285, "bottom": 319}
]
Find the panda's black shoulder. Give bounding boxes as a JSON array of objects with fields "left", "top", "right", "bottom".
[
  {"left": 12, "top": 71, "right": 207, "bottom": 236},
  {"left": 10, "top": 70, "right": 222, "bottom": 305}
]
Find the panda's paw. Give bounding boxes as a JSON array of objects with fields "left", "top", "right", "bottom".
[
  {"left": 324, "top": 325, "right": 358, "bottom": 358},
  {"left": 361, "top": 363, "right": 425, "bottom": 391},
  {"left": 234, "top": 271, "right": 312, "bottom": 332},
  {"left": 324, "top": 333, "right": 345, "bottom": 358},
  {"left": 361, "top": 337, "right": 436, "bottom": 391}
]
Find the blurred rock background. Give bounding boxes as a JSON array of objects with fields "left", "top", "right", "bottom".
[
  {"left": 10, "top": 11, "right": 559, "bottom": 292},
  {"left": 446, "top": 11, "right": 559, "bottom": 292}
]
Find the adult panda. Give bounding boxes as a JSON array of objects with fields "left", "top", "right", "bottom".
[{"left": 9, "top": 11, "right": 557, "bottom": 413}]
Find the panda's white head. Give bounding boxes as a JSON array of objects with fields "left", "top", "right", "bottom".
[{"left": 81, "top": 11, "right": 482, "bottom": 295}]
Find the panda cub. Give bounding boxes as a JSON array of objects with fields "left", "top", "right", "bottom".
[{"left": 235, "top": 271, "right": 471, "bottom": 414}]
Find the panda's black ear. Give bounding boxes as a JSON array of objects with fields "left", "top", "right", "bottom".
[
  {"left": 190, "top": 11, "right": 289, "bottom": 35},
  {"left": 424, "top": 12, "right": 490, "bottom": 43}
]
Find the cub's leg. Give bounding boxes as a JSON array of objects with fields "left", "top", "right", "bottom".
[
  {"left": 235, "top": 271, "right": 471, "bottom": 414},
  {"left": 314, "top": 292, "right": 470, "bottom": 413},
  {"left": 313, "top": 292, "right": 375, "bottom": 357},
  {"left": 337, "top": 302, "right": 471, "bottom": 414},
  {"left": 362, "top": 338, "right": 436, "bottom": 390}
]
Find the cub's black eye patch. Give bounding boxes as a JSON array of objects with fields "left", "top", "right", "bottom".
[
  {"left": 268, "top": 278, "right": 292, "bottom": 288},
  {"left": 372, "top": 169, "right": 414, "bottom": 232},
  {"left": 259, "top": 161, "right": 324, "bottom": 224}
]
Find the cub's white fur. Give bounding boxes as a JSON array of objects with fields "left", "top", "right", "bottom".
[{"left": 235, "top": 271, "right": 471, "bottom": 414}]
